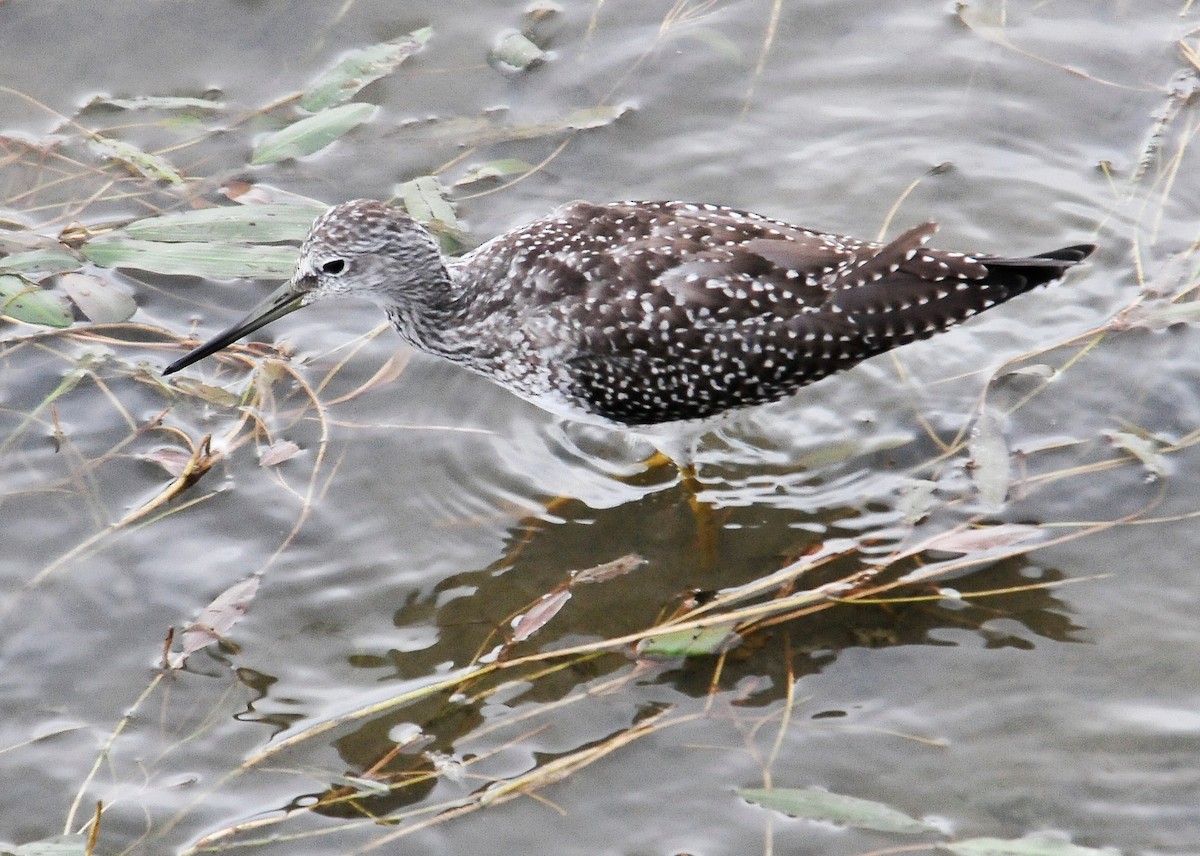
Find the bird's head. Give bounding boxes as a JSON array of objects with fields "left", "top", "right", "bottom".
[{"left": 163, "top": 199, "right": 449, "bottom": 376}]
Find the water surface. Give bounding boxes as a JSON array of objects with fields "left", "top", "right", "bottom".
[{"left": 1, "top": 1, "right": 1198, "bottom": 853}]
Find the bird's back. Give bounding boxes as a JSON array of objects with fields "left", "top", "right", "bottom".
[{"left": 448, "top": 201, "right": 1093, "bottom": 426}]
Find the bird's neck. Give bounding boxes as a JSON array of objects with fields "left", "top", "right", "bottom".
[{"left": 386, "top": 265, "right": 480, "bottom": 361}]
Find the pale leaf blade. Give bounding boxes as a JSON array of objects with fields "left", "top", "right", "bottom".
[
  {"left": 259, "top": 440, "right": 302, "bottom": 468},
  {"left": 922, "top": 523, "right": 1045, "bottom": 556},
  {"left": 969, "top": 411, "right": 1009, "bottom": 509},
  {"left": 92, "top": 135, "right": 184, "bottom": 184},
  {"left": 299, "top": 27, "right": 432, "bottom": 112},
  {"left": 489, "top": 31, "right": 546, "bottom": 71},
  {"left": 82, "top": 238, "right": 299, "bottom": 278},
  {"left": 92, "top": 94, "right": 225, "bottom": 111},
  {"left": 739, "top": 786, "right": 936, "bottom": 834},
  {"left": 1103, "top": 430, "right": 1167, "bottom": 478},
  {"left": 60, "top": 272, "right": 137, "bottom": 322},
  {"left": 10, "top": 833, "right": 90, "bottom": 855},
  {"left": 252, "top": 103, "right": 377, "bottom": 164},
  {"left": 123, "top": 204, "right": 326, "bottom": 243}
]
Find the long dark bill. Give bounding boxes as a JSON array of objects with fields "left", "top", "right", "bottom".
[{"left": 163, "top": 281, "right": 305, "bottom": 376}]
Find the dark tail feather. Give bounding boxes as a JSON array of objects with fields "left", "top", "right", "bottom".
[
  {"left": 980, "top": 243, "right": 1096, "bottom": 294},
  {"left": 988, "top": 244, "right": 1097, "bottom": 268},
  {"left": 1038, "top": 244, "right": 1096, "bottom": 264}
]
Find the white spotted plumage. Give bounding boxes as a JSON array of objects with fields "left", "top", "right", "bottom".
[{"left": 286, "top": 199, "right": 1094, "bottom": 427}]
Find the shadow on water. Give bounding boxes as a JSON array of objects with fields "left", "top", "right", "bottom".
[{"left": 257, "top": 503, "right": 1089, "bottom": 822}]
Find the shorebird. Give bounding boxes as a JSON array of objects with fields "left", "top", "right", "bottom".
[{"left": 164, "top": 199, "right": 1094, "bottom": 463}]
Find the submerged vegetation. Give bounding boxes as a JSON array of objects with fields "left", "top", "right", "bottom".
[{"left": 1, "top": 1, "right": 1199, "bottom": 854}]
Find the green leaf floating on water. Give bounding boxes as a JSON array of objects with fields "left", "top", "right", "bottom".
[
  {"left": 252, "top": 102, "right": 377, "bottom": 165},
  {"left": 398, "top": 175, "right": 467, "bottom": 252},
  {"left": 738, "top": 786, "right": 938, "bottom": 834},
  {"left": 82, "top": 239, "right": 298, "bottom": 279},
  {"left": 92, "top": 135, "right": 184, "bottom": 184},
  {"left": 0, "top": 274, "right": 74, "bottom": 328},
  {"left": 398, "top": 176, "right": 458, "bottom": 230},
  {"left": 490, "top": 31, "right": 546, "bottom": 71},
  {"left": 0, "top": 248, "right": 82, "bottom": 276},
  {"left": 82, "top": 204, "right": 327, "bottom": 280},
  {"left": 7, "top": 832, "right": 90, "bottom": 855},
  {"left": 406, "top": 103, "right": 631, "bottom": 148},
  {"left": 943, "top": 836, "right": 1120, "bottom": 856},
  {"left": 636, "top": 623, "right": 741, "bottom": 658},
  {"left": 123, "top": 204, "right": 326, "bottom": 243},
  {"left": 299, "top": 27, "right": 432, "bottom": 112}
]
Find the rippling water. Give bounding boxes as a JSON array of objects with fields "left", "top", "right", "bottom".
[{"left": 2, "top": 1, "right": 1198, "bottom": 853}]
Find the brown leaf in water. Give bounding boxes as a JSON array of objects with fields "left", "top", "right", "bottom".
[
  {"left": 510, "top": 589, "right": 572, "bottom": 642},
  {"left": 570, "top": 553, "right": 647, "bottom": 586},
  {"left": 258, "top": 439, "right": 301, "bottom": 467},
  {"left": 171, "top": 575, "right": 261, "bottom": 668},
  {"left": 139, "top": 447, "right": 195, "bottom": 478}
]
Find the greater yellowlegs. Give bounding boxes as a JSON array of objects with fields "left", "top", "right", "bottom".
[{"left": 163, "top": 199, "right": 1094, "bottom": 452}]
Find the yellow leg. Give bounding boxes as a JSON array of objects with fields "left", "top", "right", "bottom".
[
  {"left": 641, "top": 449, "right": 675, "bottom": 471},
  {"left": 620, "top": 451, "right": 721, "bottom": 568},
  {"left": 491, "top": 449, "right": 719, "bottom": 572},
  {"left": 677, "top": 460, "right": 719, "bottom": 570}
]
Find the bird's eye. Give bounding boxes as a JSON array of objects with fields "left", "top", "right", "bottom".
[{"left": 321, "top": 258, "right": 346, "bottom": 275}]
